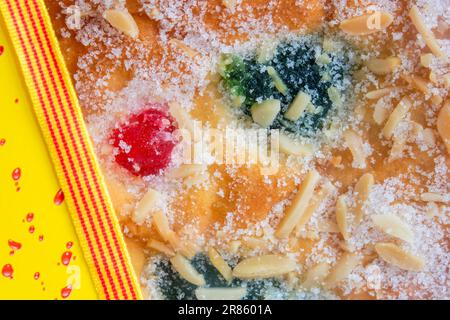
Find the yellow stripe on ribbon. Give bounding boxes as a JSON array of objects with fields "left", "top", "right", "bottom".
[{"left": 0, "top": 0, "right": 142, "bottom": 300}]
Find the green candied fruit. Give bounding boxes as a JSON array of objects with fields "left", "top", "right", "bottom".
[
  {"left": 218, "top": 36, "right": 357, "bottom": 137},
  {"left": 154, "top": 254, "right": 280, "bottom": 300}
]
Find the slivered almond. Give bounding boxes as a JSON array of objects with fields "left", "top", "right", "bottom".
[
  {"left": 429, "top": 71, "right": 439, "bottom": 85},
  {"left": 431, "top": 95, "right": 443, "bottom": 105},
  {"left": 170, "top": 253, "right": 206, "bottom": 286},
  {"left": 169, "top": 39, "right": 199, "bottom": 58},
  {"left": 437, "top": 100, "right": 450, "bottom": 154},
  {"left": 167, "top": 164, "right": 206, "bottom": 179},
  {"left": 335, "top": 195, "right": 350, "bottom": 240},
  {"left": 251, "top": 99, "right": 281, "bottom": 128},
  {"left": 285, "top": 91, "right": 311, "bottom": 121},
  {"left": 340, "top": 12, "right": 393, "bottom": 35},
  {"left": 133, "top": 188, "right": 160, "bottom": 224},
  {"left": 302, "top": 262, "right": 330, "bottom": 289},
  {"left": 103, "top": 9, "right": 139, "bottom": 39},
  {"left": 221, "top": 0, "right": 237, "bottom": 10},
  {"left": 179, "top": 241, "right": 199, "bottom": 260},
  {"left": 152, "top": 210, "right": 172, "bottom": 242},
  {"left": 147, "top": 239, "right": 175, "bottom": 256},
  {"left": 267, "top": 67, "right": 288, "bottom": 95},
  {"left": 420, "top": 53, "right": 433, "bottom": 68},
  {"left": 232, "top": 255, "right": 296, "bottom": 279},
  {"left": 382, "top": 97, "right": 411, "bottom": 139},
  {"left": 227, "top": 240, "right": 241, "bottom": 254},
  {"left": 373, "top": 99, "right": 388, "bottom": 125},
  {"left": 367, "top": 57, "right": 401, "bottom": 75},
  {"left": 420, "top": 192, "right": 448, "bottom": 203},
  {"left": 409, "top": 75, "right": 431, "bottom": 95},
  {"left": 366, "top": 87, "right": 396, "bottom": 100},
  {"left": 279, "top": 133, "right": 313, "bottom": 156},
  {"left": 275, "top": 170, "right": 321, "bottom": 238},
  {"left": 422, "top": 128, "right": 436, "bottom": 147},
  {"left": 374, "top": 243, "right": 425, "bottom": 271},
  {"left": 444, "top": 74, "right": 450, "bottom": 88},
  {"left": 354, "top": 173, "right": 374, "bottom": 224},
  {"left": 388, "top": 135, "right": 406, "bottom": 161},
  {"left": 208, "top": 248, "right": 233, "bottom": 282},
  {"left": 324, "top": 253, "right": 360, "bottom": 288},
  {"left": 195, "top": 287, "right": 246, "bottom": 300},
  {"left": 168, "top": 102, "right": 197, "bottom": 139},
  {"left": 371, "top": 214, "right": 414, "bottom": 243},
  {"left": 409, "top": 6, "right": 445, "bottom": 59},
  {"left": 295, "top": 180, "right": 335, "bottom": 234},
  {"left": 242, "top": 237, "right": 266, "bottom": 250},
  {"left": 317, "top": 220, "right": 340, "bottom": 233},
  {"left": 343, "top": 130, "right": 367, "bottom": 168}
]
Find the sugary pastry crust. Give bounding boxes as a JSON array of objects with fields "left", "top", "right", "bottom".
[{"left": 46, "top": 0, "right": 449, "bottom": 300}]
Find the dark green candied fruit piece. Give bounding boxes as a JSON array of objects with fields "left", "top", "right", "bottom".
[
  {"left": 219, "top": 36, "right": 356, "bottom": 137},
  {"left": 154, "top": 254, "right": 280, "bottom": 300}
]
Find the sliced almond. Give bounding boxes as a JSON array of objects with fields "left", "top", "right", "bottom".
[
  {"left": 284, "top": 91, "right": 311, "bottom": 121},
  {"left": 195, "top": 287, "right": 246, "bottom": 300},
  {"left": 147, "top": 239, "right": 175, "bottom": 256},
  {"left": 170, "top": 253, "right": 206, "bottom": 286},
  {"left": 340, "top": 12, "right": 393, "bottom": 35},
  {"left": 335, "top": 195, "right": 350, "bottom": 240},
  {"left": 250, "top": 99, "right": 281, "bottom": 128},
  {"left": 324, "top": 253, "right": 360, "bottom": 288},
  {"left": 436, "top": 100, "right": 450, "bottom": 154},
  {"left": 367, "top": 57, "right": 401, "bottom": 75},
  {"left": 374, "top": 242, "right": 425, "bottom": 271},
  {"left": 278, "top": 133, "right": 313, "bottom": 156},
  {"left": 382, "top": 97, "right": 411, "bottom": 139},
  {"left": 133, "top": 188, "right": 160, "bottom": 224},
  {"left": 409, "top": 6, "right": 445, "bottom": 59},
  {"left": 302, "top": 262, "right": 330, "bottom": 289},
  {"left": 343, "top": 130, "right": 367, "bottom": 168},
  {"left": 354, "top": 173, "right": 374, "bottom": 224},
  {"left": 275, "top": 170, "right": 321, "bottom": 238},
  {"left": 208, "top": 248, "right": 233, "bottom": 282},
  {"left": 371, "top": 214, "right": 414, "bottom": 243},
  {"left": 103, "top": 9, "right": 139, "bottom": 39},
  {"left": 232, "top": 255, "right": 296, "bottom": 279}
]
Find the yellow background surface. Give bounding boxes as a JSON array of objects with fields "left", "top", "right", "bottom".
[{"left": 0, "top": 15, "right": 97, "bottom": 300}]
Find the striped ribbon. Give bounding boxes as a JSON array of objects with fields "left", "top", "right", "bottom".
[{"left": 0, "top": 0, "right": 142, "bottom": 300}]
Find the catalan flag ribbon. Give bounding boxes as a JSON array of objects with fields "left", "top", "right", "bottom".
[{"left": 0, "top": 0, "right": 142, "bottom": 300}]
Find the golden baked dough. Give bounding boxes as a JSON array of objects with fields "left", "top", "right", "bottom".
[{"left": 46, "top": 0, "right": 449, "bottom": 300}]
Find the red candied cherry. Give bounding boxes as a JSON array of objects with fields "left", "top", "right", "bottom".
[{"left": 111, "top": 103, "right": 179, "bottom": 176}]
